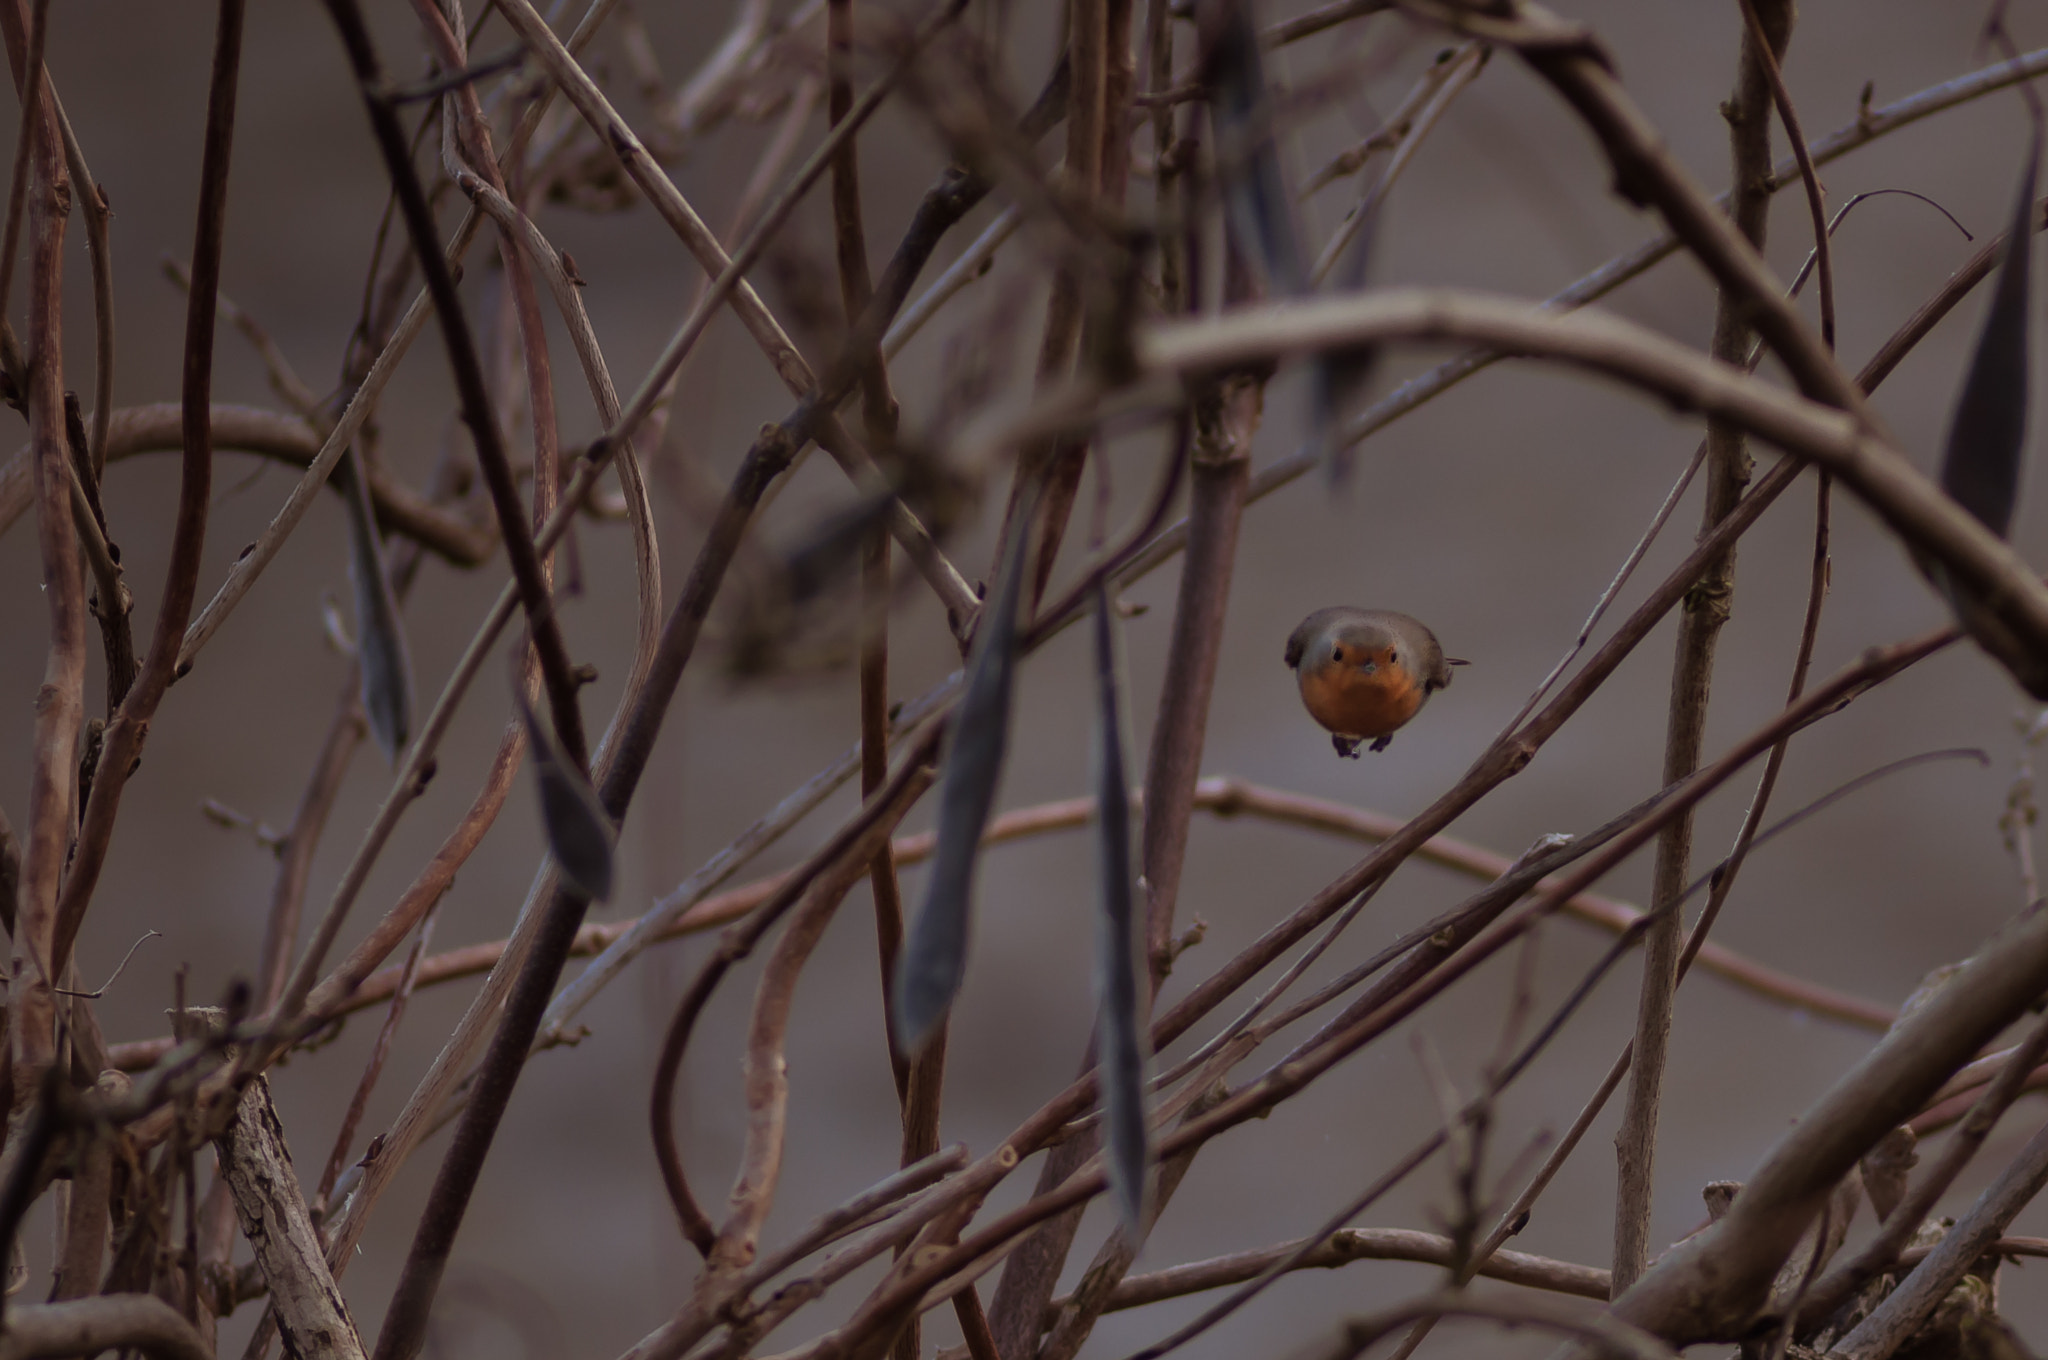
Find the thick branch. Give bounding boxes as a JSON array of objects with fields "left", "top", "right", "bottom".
[
  {"left": 6, "top": 0, "right": 75, "bottom": 1092},
  {"left": 217, "top": 1078, "right": 367, "bottom": 1360},
  {"left": 0, "top": 1296, "right": 213, "bottom": 1360},
  {"left": 1610, "top": 900, "right": 2048, "bottom": 1342}
]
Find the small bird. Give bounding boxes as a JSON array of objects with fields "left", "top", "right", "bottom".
[{"left": 1284, "top": 608, "right": 1463, "bottom": 758}]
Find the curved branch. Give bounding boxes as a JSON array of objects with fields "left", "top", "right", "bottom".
[
  {"left": 1110, "top": 49, "right": 2048, "bottom": 580},
  {"left": 0, "top": 403, "right": 494, "bottom": 562},
  {"left": 713, "top": 802, "right": 905, "bottom": 1274},
  {"left": 1479, "top": 3, "right": 1864, "bottom": 420},
  {"left": 1132, "top": 288, "right": 2048, "bottom": 690},
  {"left": 1068, "top": 1228, "right": 1611, "bottom": 1313},
  {"left": 0, "top": 1295, "right": 213, "bottom": 1360},
  {"left": 651, "top": 735, "right": 939, "bottom": 1258}
]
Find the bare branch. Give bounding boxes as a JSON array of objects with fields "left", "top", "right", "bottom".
[
  {"left": 1066, "top": 1227, "right": 1611, "bottom": 1312},
  {"left": 0, "top": 1296, "right": 213, "bottom": 1360},
  {"left": 217, "top": 1078, "right": 367, "bottom": 1360}
]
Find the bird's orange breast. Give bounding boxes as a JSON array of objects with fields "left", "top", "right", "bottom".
[{"left": 1297, "top": 661, "right": 1426, "bottom": 739}]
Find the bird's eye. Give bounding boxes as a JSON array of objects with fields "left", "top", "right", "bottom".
[
  {"left": 1388, "top": 649, "right": 1397, "bottom": 663},
  {"left": 1331, "top": 646, "right": 1344, "bottom": 661}
]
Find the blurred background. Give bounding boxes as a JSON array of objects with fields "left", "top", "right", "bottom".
[{"left": 2, "top": 1, "right": 2047, "bottom": 1356}]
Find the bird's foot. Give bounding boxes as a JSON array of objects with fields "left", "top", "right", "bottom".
[
  {"left": 1332, "top": 735, "right": 1362, "bottom": 759},
  {"left": 1369, "top": 734, "right": 1393, "bottom": 753}
]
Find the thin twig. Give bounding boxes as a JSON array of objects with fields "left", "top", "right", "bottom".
[
  {"left": 0, "top": 403, "right": 492, "bottom": 562},
  {"left": 322, "top": 0, "right": 591, "bottom": 783},
  {"left": 708, "top": 774, "right": 923, "bottom": 1278},
  {"left": 1301, "top": 46, "right": 1467, "bottom": 195},
  {"left": 1035, "top": 1086, "right": 1230, "bottom": 1360},
  {"left": 46, "top": 0, "right": 243, "bottom": 1011},
  {"left": 536, "top": 680, "right": 958, "bottom": 1049},
  {"left": 1308, "top": 43, "right": 1484, "bottom": 283},
  {"left": 161, "top": 256, "right": 323, "bottom": 418},
  {"left": 740, "top": 1146, "right": 971, "bottom": 1297},
  {"left": 651, "top": 728, "right": 943, "bottom": 1258},
  {"left": 49, "top": 90, "right": 112, "bottom": 478},
  {"left": 1150, "top": 43, "right": 2048, "bottom": 534},
  {"left": 264, "top": 3, "right": 720, "bottom": 1284},
  {"left": 634, "top": 73, "right": 821, "bottom": 478},
  {"left": 1058, "top": 1227, "right": 1611, "bottom": 1312},
  {"left": 0, "top": 0, "right": 48, "bottom": 333},
  {"left": 1614, "top": 2, "right": 1789, "bottom": 1291},
  {"left": 880, "top": 205, "right": 1022, "bottom": 359},
  {"left": 619, "top": 1146, "right": 994, "bottom": 1360},
  {"left": 367, "top": 378, "right": 882, "bottom": 1359},
  {"left": 61, "top": 405, "right": 134, "bottom": 709},
  {"left": 1736, "top": 0, "right": 1836, "bottom": 349},
  {"left": 491, "top": 0, "right": 982, "bottom": 632},
  {"left": 454, "top": 168, "right": 664, "bottom": 718},
  {"left": 314, "top": 904, "right": 437, "bottom": 1218},
  {"left": 1263, "top": 0, "right": 1393, "bottom": 47}
]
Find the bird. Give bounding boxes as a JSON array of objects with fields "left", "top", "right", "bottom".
[{"left": 1284, "top": 608, "right": 1463, "bottom": 759}]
